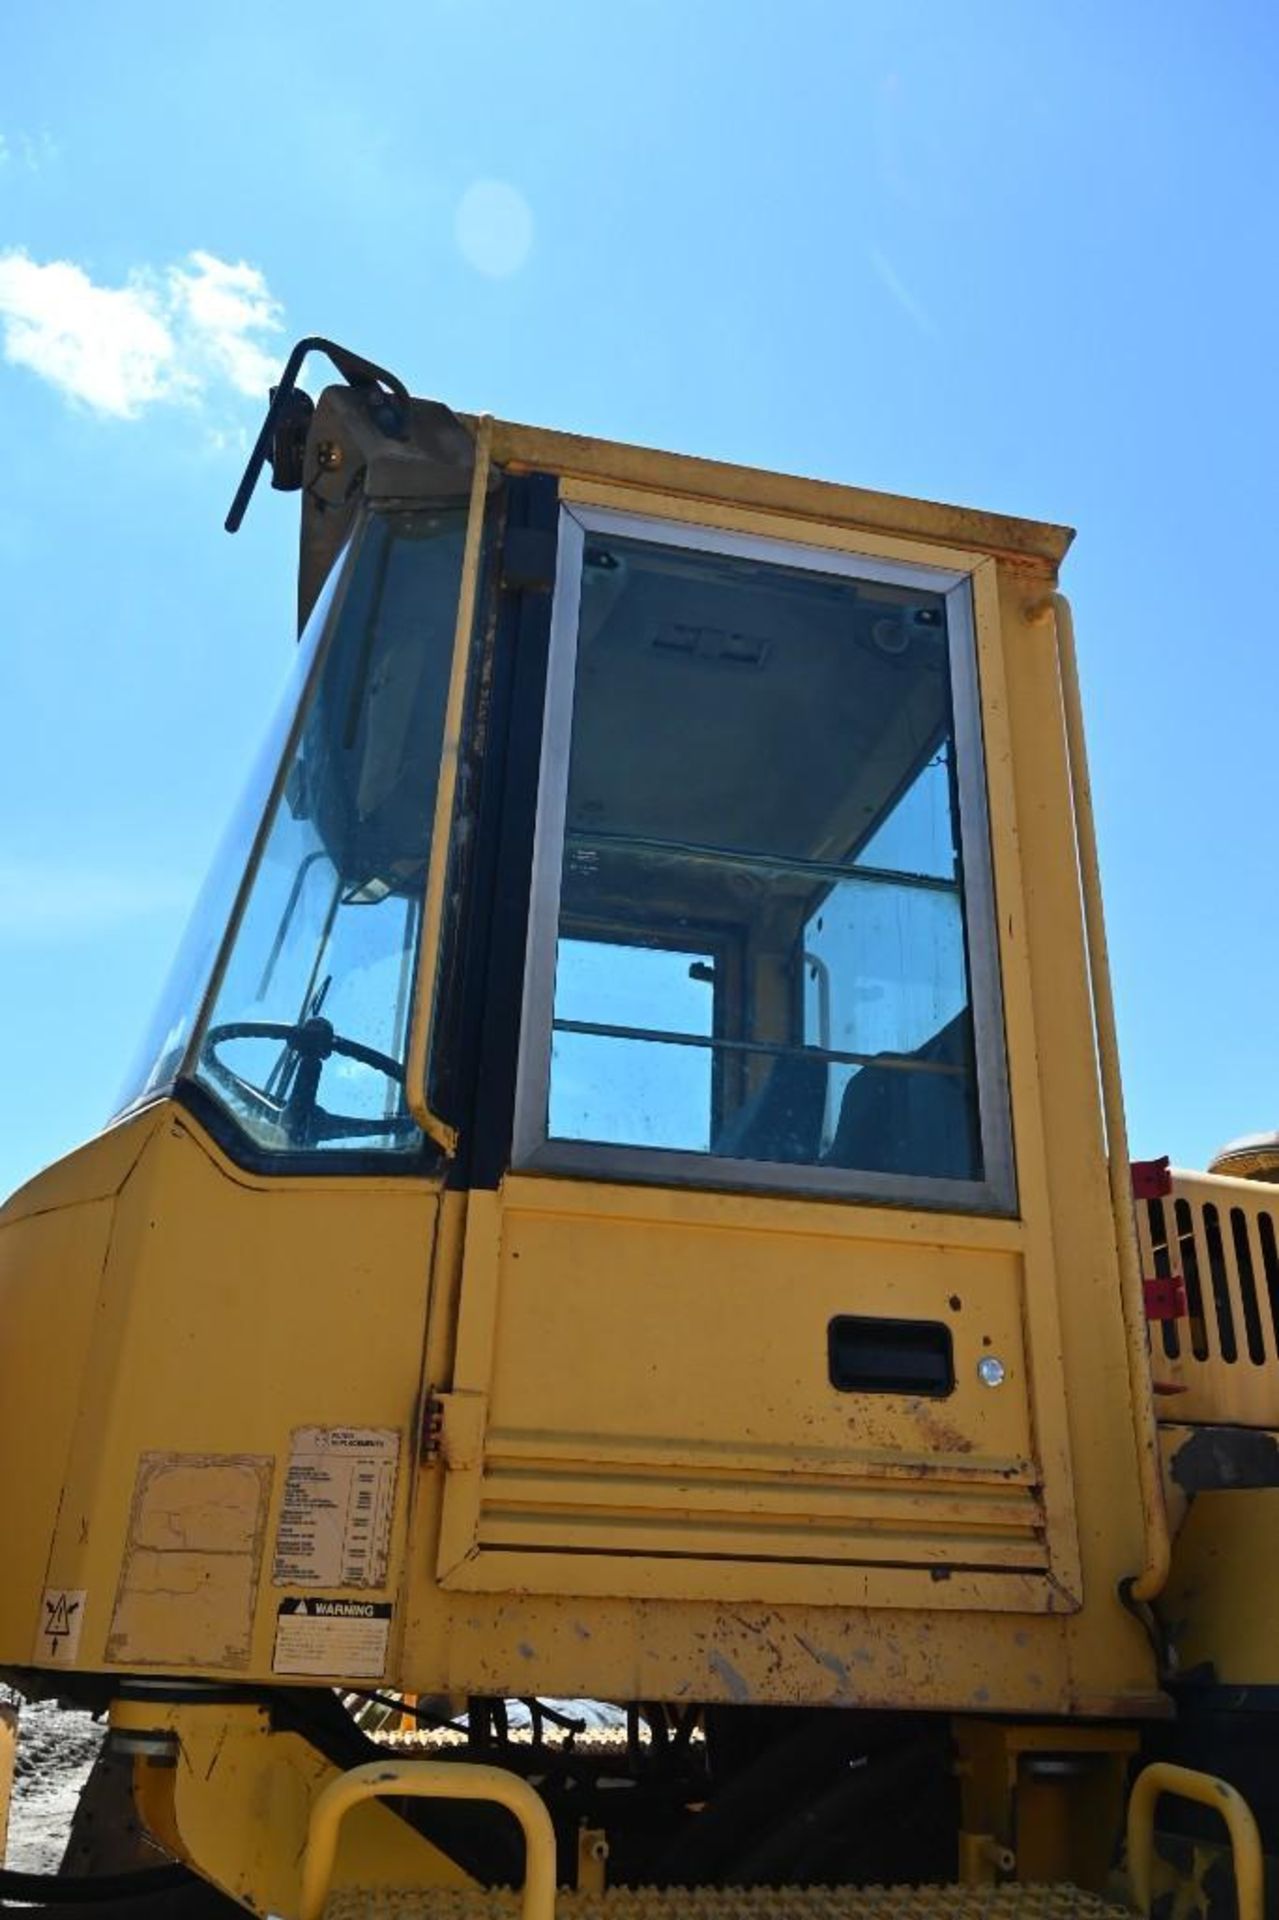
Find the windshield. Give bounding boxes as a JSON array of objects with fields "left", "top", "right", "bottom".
[
  {"left": 115, "top": 554, "right": 348, "bottom": 1115},
  {"left": 119, "top": 505, "right": 468, "bottom": 1161}
]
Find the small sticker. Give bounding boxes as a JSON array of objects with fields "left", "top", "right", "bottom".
[
  {"left": 272, "top": 1597, "right": 392, "bottom": 1677},
  {"left": 272, "top": 1427, "right": 399, "bottom": 1589},
  {"left": 37, "top": 1589, "right": 86, "bottom": 1665}
]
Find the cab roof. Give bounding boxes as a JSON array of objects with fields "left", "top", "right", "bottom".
[{"left": 480, "top": 414, "right": 1075, "bottom": 571}]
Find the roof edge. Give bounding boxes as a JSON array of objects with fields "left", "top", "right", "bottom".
[{"left": 476, "top": 417, "right": 1075, "bottom": 571}]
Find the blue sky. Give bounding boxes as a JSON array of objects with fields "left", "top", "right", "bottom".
[{"left": 1, "top": 0, "right": 1276, "bottom": 1199}]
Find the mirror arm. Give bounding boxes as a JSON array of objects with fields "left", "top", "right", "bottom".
[{"left": 225, "top": 336, "right": 411, "bottom": 534}]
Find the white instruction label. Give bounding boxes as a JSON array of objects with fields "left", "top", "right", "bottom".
[
  {"left": 273, "top": 1597, "right": 392, "bottom": 1677},
  {"left": 272, "top": 1427, "right": 399, "bottom": 1589},
  {"left": 36, "top": 1589, "right": 87, "bottom": 1665}
]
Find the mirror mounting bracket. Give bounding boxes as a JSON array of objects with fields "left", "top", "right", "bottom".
[{"left": 225, "top": 336, "right": 412, "bottom": 534}]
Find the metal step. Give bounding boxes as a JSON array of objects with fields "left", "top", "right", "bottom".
[{"left": 324, "top": 1887, "right": 1133, "bottom": 1919}]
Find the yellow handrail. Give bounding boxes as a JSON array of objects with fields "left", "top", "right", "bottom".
[
  {"left": 404, "top": 412, "right": 494, "bottom": 1153},
  {"left": 1028, "top": 591, "right": 1169, "bottom": 1602},
  {"left": 297, "top": 1756, "right": 557, "bottom": 1920},
  {"left": 1127, "top": 1761, "right": 1263, "bottom": 1920}
]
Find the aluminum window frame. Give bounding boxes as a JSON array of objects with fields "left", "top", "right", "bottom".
[{"left": 512, "top": 504, "right": 1017, "bottom": 1216}]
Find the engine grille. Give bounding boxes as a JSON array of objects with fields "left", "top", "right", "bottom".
[{"left": 1137, "top": 1169, "right": 1279, "bottom": 1426}]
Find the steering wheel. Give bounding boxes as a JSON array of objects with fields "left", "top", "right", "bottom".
[{"left": 202, "top": 1017, "right": 420, "bottom": 1145}]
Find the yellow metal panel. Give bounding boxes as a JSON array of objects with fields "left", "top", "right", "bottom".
[
  {"left": 0, "top": 1105, "right": 161, "bottom": 1663},
  {"left": 39, "top": 1110, "right": 441, "bottom": 1681},
  {"left": 436, "top": 1183, "right": 1056, "bottom": 1603},
  {"left": 1162, "top": 1486, "right": 1279, "bottom": 1684},
  {"left": 485, "top": 417, "right": 1074, "bottom": 568},
  {"left": 0, "top": 1102, "right": 161, "bottom": 1224},
  {"left": 1, "top": 1091, "right": 1160, "bottom": 1711},
  {"left": 408, "top": 1587, "right": 1160, "bottom": 1717},
  {"left": 1027, "top": 595, "right": 1167, "bottom": 1601},
  {"left": 987, "top": 569, "right": 1158, "bottom": 1691},
  {"left": 954, "top": 1721, "right": 1137, "bottom": 1894},
  {"left": 965, "top": 565, "right": 1083, "bottom": 1609},
  {"left": 114, "top": 1699, "right": 474, "bottom": 1916}
]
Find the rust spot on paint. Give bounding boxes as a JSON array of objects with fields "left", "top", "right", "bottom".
[{"left": 915, "top": 1406, "right": 974, "bottom": 1454}]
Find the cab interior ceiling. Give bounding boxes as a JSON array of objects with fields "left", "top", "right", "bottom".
[
  {"left": 568, "top": 542, "right": 954, "bottom": 934},
  {"left": 292, "top": 524, "right": 954, "bottom": 926}
]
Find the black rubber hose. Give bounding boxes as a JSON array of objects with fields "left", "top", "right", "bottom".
[{"left": 0, "top": 1861, "right": 194, "bottom": 1903}]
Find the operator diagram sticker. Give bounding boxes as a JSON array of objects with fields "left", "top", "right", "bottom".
[
  {"left": 272, "top": 1426, "right": 399, "bottom": 1589},
  {"left": 273, "top": 1596, "right": 392, "bottom": 1677},
  {"left": 36, "top": 1589, "right": 87, "bottom": 1665}
]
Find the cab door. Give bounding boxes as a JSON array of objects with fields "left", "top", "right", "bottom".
[{"left": 433, "top": 485, "right": 1081, "bottom": 1615}]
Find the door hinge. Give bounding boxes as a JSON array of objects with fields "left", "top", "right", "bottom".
[
  {"left": 421, "top": 1389, "right": 446, "bottom": 1462},
  {"left": 420, "top": 1389, "right": 487, "bottom": 1469}
]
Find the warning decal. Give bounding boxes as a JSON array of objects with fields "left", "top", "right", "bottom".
[
  {"left": 272, "top": 1427, "right": 398, "bottom": 1589},
  {"left": 273, "top": 1597, "right": 392, "bottom": 1677},
  {"left": 37, "top": 1589, "right": 86, "bottom": 1665}
]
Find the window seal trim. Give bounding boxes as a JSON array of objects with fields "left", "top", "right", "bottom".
[
  {"left": 170, "top": 1075, "right": 438, "bottom": 1181},
  {"left": 511, "top": 505, "right": 1017, "bottom": 1217}
]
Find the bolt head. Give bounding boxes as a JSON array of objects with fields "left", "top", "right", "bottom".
[{"left": 977, "top": 1355, "right": 1006, "bottom": 1387}]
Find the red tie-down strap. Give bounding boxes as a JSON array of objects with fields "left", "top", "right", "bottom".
[
  {"left": 1143, "top": 1275, "right": 1188, "bottom": 1321},
  {"left": 1131, "top": 1157, "right": 1173, "bottom": 1200}
]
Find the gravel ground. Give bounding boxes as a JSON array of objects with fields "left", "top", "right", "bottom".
[{"left": 3, "top": 1696, "right": 105, "bottom": 1875}]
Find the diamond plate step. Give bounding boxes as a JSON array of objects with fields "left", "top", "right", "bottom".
[{"left": 324, "top": 1886, "right": 1133, "bottom": 1920}]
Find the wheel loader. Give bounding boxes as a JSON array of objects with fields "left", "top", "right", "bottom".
[{"left": 0, "top": 337, "right": 1274, "bottom": 1918}]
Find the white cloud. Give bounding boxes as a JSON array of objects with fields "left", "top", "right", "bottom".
[
  {"left": 0, "top": 247, "right": 284, "bottom": 420},
  {"left": 0, "top": 254, "right": 178, "bottom": 416},
  {"left": 166, "top": 251, "right": 282, "bottom": 398},
  {"left": 0, "top": 128, "right": 57, "bottom": 172}
]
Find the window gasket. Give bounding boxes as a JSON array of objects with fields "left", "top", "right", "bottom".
[{"left": 511, "top": 504, "right": 1017, "bottom": 1217}]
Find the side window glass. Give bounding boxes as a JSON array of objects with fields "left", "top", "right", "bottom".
[
  {"left": 521, "top": 517, "right": 1012, "bottom": 1210},
  {"left": 551, "top": 939, "right": 715, "bottom": 1150},
  {"left": 802, "top": 751, "right": 973, "bottom": 1176}
]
